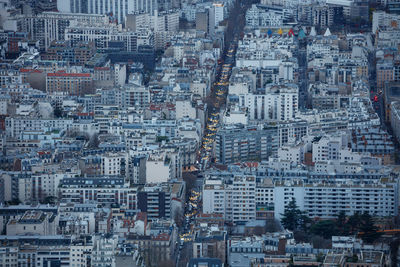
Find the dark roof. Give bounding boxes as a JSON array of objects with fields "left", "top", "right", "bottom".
[{"left": 188, "top": 258, "right": 223, "bottom": 267}]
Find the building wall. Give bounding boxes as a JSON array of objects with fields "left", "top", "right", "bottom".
[
  {"left": 391, "top": 102, "right": 400, "bottom": 143},
  {"left": 176, "top": 100, "right": 196, "bottom": 119},
  {"left": 46, "top": 73, "right": 93, "bottom": 96},
  {"left": 274, "top": 181, "right": 398, "bottom": 219},
  {"left": 203, "top": 176, "right": 256, "bottom": 223},
  {"left": 146, "top": 160, "right": 171, "bottom": 183}
]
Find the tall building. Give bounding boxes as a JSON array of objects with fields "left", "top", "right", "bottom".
[
  {"left": 196, "top": 9, "right": 214, "bottom": 35},
  {"left": 215, "top": 124, "right": 278, "bottom": 164},
  {"left": 19, "top": 12, "right": 108, "bottom": 49},
  {"left": 196, "top": 10, "right": 208, "bottom": 32},
  {"left": 57, "top": 0, "right": 158, "bottom": 24},
  {"left": 376, "top": 60, "right": 394, "bottom": 89},
  {"left": 274, "top": 178, "right": 398, "bottom": 219},
  {"left": 125, "top": 10, "right": 178, "bottom": 48},
  {"left": 246, "top": 4, "right": 283, "bottom": 28},
  {"left": 213, "top": 2, "right": 225, "bottom": 27},
  {"left": 59, "top": 177, "right": 137, "bottom": 209},
  {"left": 126, "top": 154, "right": 147, "bottom": 185},
  {"left": 65, "top": 23, "right": 153, "bottom": 52},
  {"left": 137, "top": 185, "right": 171, "bottom": 221},
  {"left": 46, "top": 71, "right": 93, "bottom": 96},
  {"left": 238, "top": 84, "right": 299, "bottom": 122},
  {"left": 203, "top": 175, "right": 256, "bottom": 223},
  {"left": 390, "top": 101, "right": 400, "bottom": 143},
  {"left": 325, "top": 0, "right": 353, "bottom": 18},
  {"left": 388, "top": 0, "right": 400, "bottom": 14},
  {"left": 312, "top": 5, "right": 334, "bottom": 27},
  {"left": 42, "top": 40, "right": 96, "bottom": 65}
]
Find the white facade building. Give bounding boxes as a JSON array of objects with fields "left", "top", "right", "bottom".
[
  {"left": 277, "top": 143, "right": 305, "bottom": 165},
  {"left": 19, "top": 12, "right": 108, "bottom": 49},
  {"left": 311, "top": 133, "right": 347, "bottom": 163},
  {"left": 238, "top": 84, "right": 299, "bottom": 122},
  {"left": 176, "top": 100, "right": 196, "bottom": 119},
  {"left": 246, "top": 4, "right": 283, "bottom": 28},
  {"left": 65, "top": 23, "right": 153, "bottom": 52},
  {"left": 213, "top": 2, "right": 225, "bottom": 27},
  {"left": 274, "top": 179, "right": 398, "bottom": 220},
  {"left": 101, "top": 153, "right": 126, "bottom": 176},
  {"left": 5, "top": 117, "right": 73, "bottom": 138},
  {"left": 203, "top": 175, "right": 256, "bottom": 223},
  {"left": 373, "top": 11, "right": 400, "bottom": 32},
  {"left": 146, "top": 153, "right": 173, "bottom": 183},
  {"left": 58, "top": 0, "right": 158, "bottom": 23}
]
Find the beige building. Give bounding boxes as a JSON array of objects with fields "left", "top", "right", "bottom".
[
  {"left": 46, "top": 71, "right": 93, "bottom": 96},
  {"left": 6, "top": 210, "right": 57, "bottom": 236}
]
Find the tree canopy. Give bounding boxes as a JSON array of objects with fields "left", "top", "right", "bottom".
[
  {"left": 280, "top": 198, "right": 310, "bottom": 231},
  {"left": 280, "top": 204, "right": 381, "bottom": 244}
]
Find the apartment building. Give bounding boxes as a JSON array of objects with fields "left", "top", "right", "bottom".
[
  {"left": 311, "top": 132, "right": 347, "bottom": 163},
  {"left": 215, "top": 124, "right": 278, "bottom": 164},
  {"left": 58, "top": 0, "right": 158, "bottom": 23},
  {"left": 238, "top": 83, "right": 299, "bottom": 122},
  {"left": 0, "top": 68, "right": 21, "bottom": 86},
  {"left": 274, "top": 178, "right": 398, "bottom": 219},
  {"left": 137, "top": 185, "right": 171, "bottom": 221},
  {"left": 236, "top": 34, "right": 297, "bottom": 69},
  {"left": 0, "top": 204, "right": 59, "bottom": 233},
  {"left": 277, "top": 120, "right": 308, "bottom": 146},
  {"left": 124, "top": 85, "right": 150, "bottom": 108},
  {"left": 42, "top": 40, "right": 95, "bottom": 65},
  {"left": 91, "top": 235, "right": 118, "bottom": 267},
  {"left": 246, "top": 4, "right": 283, "bottom": 28},
  {"left": 202, "top": 179, "right": 226, "bottom": 217},
  {"left": 6, "top": 210, "right": 57, "bottom": 236},
  {"left": 192, "top": 226, "right": 227, "bottom": 264},
  {"left": 101, "top": 152, "right": 126, "bottom": 176},
  {"left": 373, "top": 10, "right": 400, "bottom": 32},
  {"left": 5, "top": 117, "right": 73, "bottom": 138},
  {"left": 255, "top": 179, "right": 275, "bottom": 219},
  {"left": 19, "top": 12, "right": 108, "bottom": 49},
  {"left": 59, "top": 177, "right": 137, "bottom": 209},
  {"left": 126, "top": 154, "right": 147, "bottom": 185},
  {"left": 65, "top": 23, "right": 154, "bottom": 52},
  {"left": 203, "top": 175, "right": 256, "bottom": 223},
  {"left": 46, "top": 71, "right": 93, "bottom": 96},
  {"left": 377, "top": 60, "right": 394, "bottom": 89},
  {"left": 213, "top": 2, "right": 225, "bottom": 27},
  {"left": 312, "top": 5, "right": 335, "bottom": 27},
  {"left": 391, "top": 101, "right": 400, "bottom": 143},
  {"left": 126, "top": 10, "right": 179, "bottom": 49}
]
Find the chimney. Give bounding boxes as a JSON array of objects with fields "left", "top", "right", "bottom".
[{"left": 278, "top": 238, "right": 287, "bottom": 255}]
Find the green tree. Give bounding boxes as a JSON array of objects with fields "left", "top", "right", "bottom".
[
  {"left": 156, "top": 136, "right": 169, "bottom": 143},
  {"left": 310, "top": 220, "right": 337, "bottom": 239},
  {"left": 281, "top": 198, "right": 310, "bottom": 231},
  {"left": 42, "top": 196, "right": 57, "bottom": 205},
  {"left": 299, "top": 213, "right": 313, "bottom": 232},
  {"left": 359, "top": 212, "right": 381, "bottom": 244},
  {"left": 347, "top": 212, "right": 362, "bottom": 234},
  {"left": 6, "top": 199, "right": 21, "bottom": 205},
  {"left": 54, "top": 106, "right": 63, "bottom": 118},
  {"left": 336, "top": 211, "right": 350, "bottom": 235}
]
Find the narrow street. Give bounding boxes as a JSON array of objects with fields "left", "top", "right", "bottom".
[
  {"left": 198, "top": 0, "right": 253, "bottom": 170},
  {"left": 177, "top": 0, "right": 252, "bottom": 264}
]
